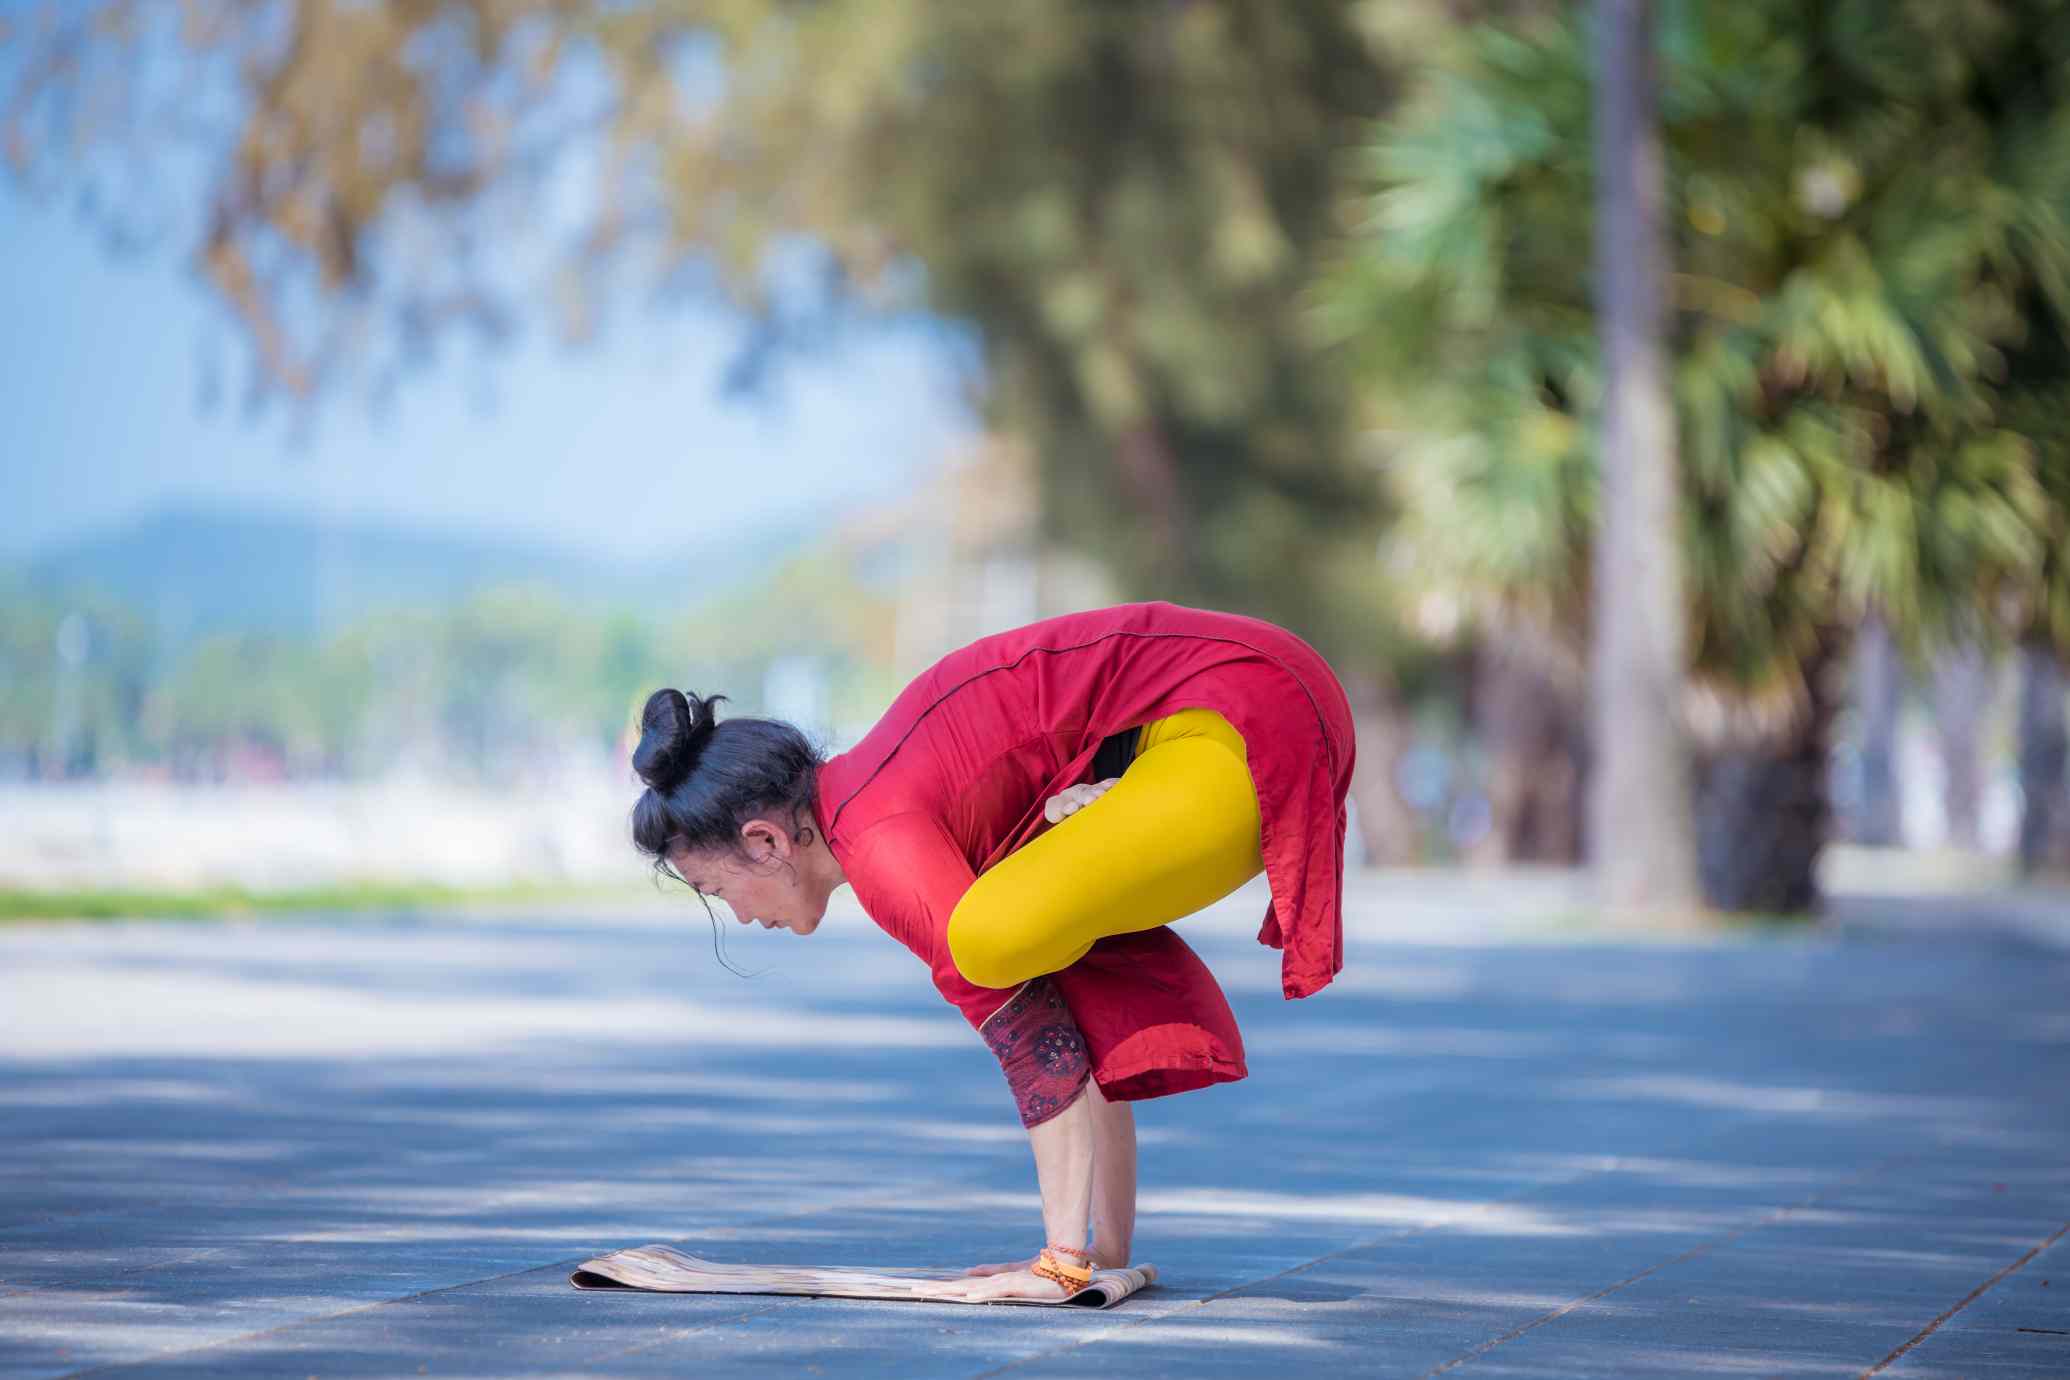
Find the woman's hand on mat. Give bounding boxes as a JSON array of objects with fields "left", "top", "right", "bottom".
[
  {"left": 921, "top": 1268, "right": 1071, "bottom": 1302},
  {"left": 1043, "top": 777, "right": 1121, "bottom": 824},
  {"left": 959, "top": 1253, "right": 1040, "bottom": 1277}
]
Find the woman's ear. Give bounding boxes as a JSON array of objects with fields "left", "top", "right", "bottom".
[{"left": 741, "top": 817, "right": 784, "bottom": 860}]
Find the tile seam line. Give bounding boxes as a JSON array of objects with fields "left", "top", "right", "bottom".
[
  {"left": 5, "top": 1035, "right": 1982, "bottom": 1263},
  {"left": 46, "top": 1171, "right": 996, "bottom": 1378},
  {"left": 965, "top": 1136, "right": 1923, "bottom": 1380},
  {"left": 1416, "top": 1145, "right": 1921, "bottom": 1378},
  {"left": 1, "top": 1087, "right": 1030, "bottom": 1284},
  {"left": 55, "top": 1257, "right": 565, "bottom": 1380},
  {"left": 6, "top": 952, "right": 1574, "bottom": 1288},
  {"left": 1857, "top": 1217, "right": 2070, "bottom": 1378},
  {"left": 0, "top": 1245, "right": 230, "bottom": 1301},
  {"left": 961, "top": 1022, "right": 1753, "bottom": 1369}
]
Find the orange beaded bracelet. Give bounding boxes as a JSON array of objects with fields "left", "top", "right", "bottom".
[{"left": 1032, "top": 1248, "right": 1092, "bottom": 1291}]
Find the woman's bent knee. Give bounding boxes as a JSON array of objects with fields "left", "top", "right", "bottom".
[
  {"left": 946, "top": 902, "right": 1032, "bottom": 990},
  {"left": 1139, "top": 705, "right": 1249, "bottom": 766}
]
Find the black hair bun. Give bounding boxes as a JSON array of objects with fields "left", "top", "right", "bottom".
[{"left": 633, "top": 688, "right": 726, "bottom": 793}]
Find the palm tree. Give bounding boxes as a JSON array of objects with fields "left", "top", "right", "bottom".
[
  {"left": 2016, "top": 644, "right": 2070, "bottom": 873},
  {"left": 1588, "top": 0, "right": 1700, "bottom": 915},
  {"left": 1319, "top": 0, "right": 2068, "bottom": 912},
  {"left": 2000, "top": 289, "right": 2070, "bottom": 876}
]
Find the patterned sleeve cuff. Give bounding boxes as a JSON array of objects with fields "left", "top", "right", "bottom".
[{"left": 979, "top": 975, "right": 1091, "bottom": 1128}]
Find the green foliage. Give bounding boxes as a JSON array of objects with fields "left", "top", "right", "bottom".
[
  {"left": 1325, "top": 0, "right": 2070, "bottom": 704},
  {"left": 2, "top": 1, "right": 1436, "bottom": 671},
  {"left": 0, "top": 531, "right": 920, "bottom": 780},
  {"left": 0, "top": 878, "right": 639, "bottom": 923},
  {"left": 0, "top": 573, "right": 156, "bottom": 771}
]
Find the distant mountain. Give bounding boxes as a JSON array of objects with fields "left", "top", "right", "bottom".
[{"left": 17, "top": 501, "right": 833, "bottom": 645}]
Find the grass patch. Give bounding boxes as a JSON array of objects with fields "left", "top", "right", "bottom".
[{"left": 0, "top": 879, "right": 650, "bottom": 923}]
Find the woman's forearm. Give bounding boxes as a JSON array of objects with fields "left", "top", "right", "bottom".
[
  {"left": 1085, "top": 1080, "right": 1137, "bottom": 1266},
  {"left": 1024, "top": 1084, "right": 1096, "bottom": 1253},
  {"left": 1023, "top": 1079, "right": 1137, "bottom": 1268}
]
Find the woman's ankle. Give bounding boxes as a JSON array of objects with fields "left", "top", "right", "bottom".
[{"left": 1088, "top": 1240, "right": 1130, "bottom": 1270}]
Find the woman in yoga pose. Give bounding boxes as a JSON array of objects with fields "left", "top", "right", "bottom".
[{"left": 628, "top": 600, "right": 1356, "bottom": 1302}]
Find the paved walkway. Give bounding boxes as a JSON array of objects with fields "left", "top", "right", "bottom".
[{"left": 2, "top": 874, "right": 2067, "bottom": 1376}]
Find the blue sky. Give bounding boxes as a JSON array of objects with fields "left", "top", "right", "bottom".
[{"left": 0, "top": 170, "right": 975, "bottom": 566}]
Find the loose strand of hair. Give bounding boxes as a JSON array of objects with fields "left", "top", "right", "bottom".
[
  {"left": 648, "top": 855, "right": 767, "bottom": 980},
  {"left": 694, "top": 888, "right": 768, "bottom": 980}
]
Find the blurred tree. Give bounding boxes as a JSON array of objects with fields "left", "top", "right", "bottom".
[
  {"left": 0, "top": 573, "right": 692, "bottom": 784},
  {"left": 1995, "top": 249, "right": 2070, "bottom": 876},
  {"left": 0, "top": 578, "right": 155, "bottom": 778},
  {"left": 2, "top": 1, "right": 1491, "bottom": 861},
  {"left": 155, "top": 632, "right": 338, "bottom": 778},
  {"left": 672, "top": 535, "right": 903, "bottom": 747},
  {"left": 1586, "top": 0, "right": 1700, "bottom": 916},
  {"left": 1461, "top": 622, "right": 1586, "bottom": 865},
  {"left": 1928, "top": 637, "right": 1993, "bottom": 850},
  {"left": 1841, "top": 603, "right": 1903, "bottom": 847},
  {"left": 1320, "top": 0, "right": 2070, "bottom": 912},
  {"left": 2, "top": 0, "right": 1409, "bottom": 668},
  {"left": 2017, "top": 642, "right": 2070, "bottom": 874}
]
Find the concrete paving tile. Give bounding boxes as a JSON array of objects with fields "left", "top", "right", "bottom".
[
  {"left": 1875, "top": 1221, "right": 2070, "bottom": 1376},
  {"left": 1880, "top": 1327, "right": 2070, "bottom": 1374},
  {"left": 32, "top": 1272, "right": 826, "bottom": 1379},
  {"left": 1444, "top": 1178, "right": 2068, "bottom": 1376},
  {"left": 1427, "top": 1335, "right": 1885, "bottom": 1377},
  {"left": 1, "top": 909, "right": 2065, "bottom": 1376}
]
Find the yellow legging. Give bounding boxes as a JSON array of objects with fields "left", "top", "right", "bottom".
[{"left": 946, "top": 706, "right": 1265, "bottom": 990}]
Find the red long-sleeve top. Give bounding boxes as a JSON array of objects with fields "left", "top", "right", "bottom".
[{"left": 806, "top": 601, "right": 1357, "bottom": 1116}]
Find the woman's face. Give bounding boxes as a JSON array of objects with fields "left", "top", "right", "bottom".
[{"left": 672, "top": 822, "right": 825, "bottom": 936}]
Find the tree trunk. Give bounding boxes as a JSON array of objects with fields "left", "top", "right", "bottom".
[
  {"left": 1930, "top": 637, "right": 1992, "bottom": 850},
  {"left": 1114, "top": 415, "right": 1198, "bottom": 592},
  {"left": 1694, "top": 629, "right": 1852, "bottom": 913},
  {"left": 1846, "top": 606, "right": 1903, "bottom": 846},
  {"left": 2016, "top": 638, "right": 2070, "bottom": 877},
  {"left": 1467, "top": 631, "right": 1586, "bottom": 864},
  {"left": 1342, "top": 669, "right": 1422, "bottom": 865},
  {"left": 1588, "top": 0, "right": 1701, "bottom": 917}
]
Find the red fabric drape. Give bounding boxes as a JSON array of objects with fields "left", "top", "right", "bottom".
[{"left": 809, "top": 601, "right": 1357, "bottom": 1102}]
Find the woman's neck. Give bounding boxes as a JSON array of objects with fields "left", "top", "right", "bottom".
[{"left": 806, "top": 817, "right": 847, "bottom": 896}]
